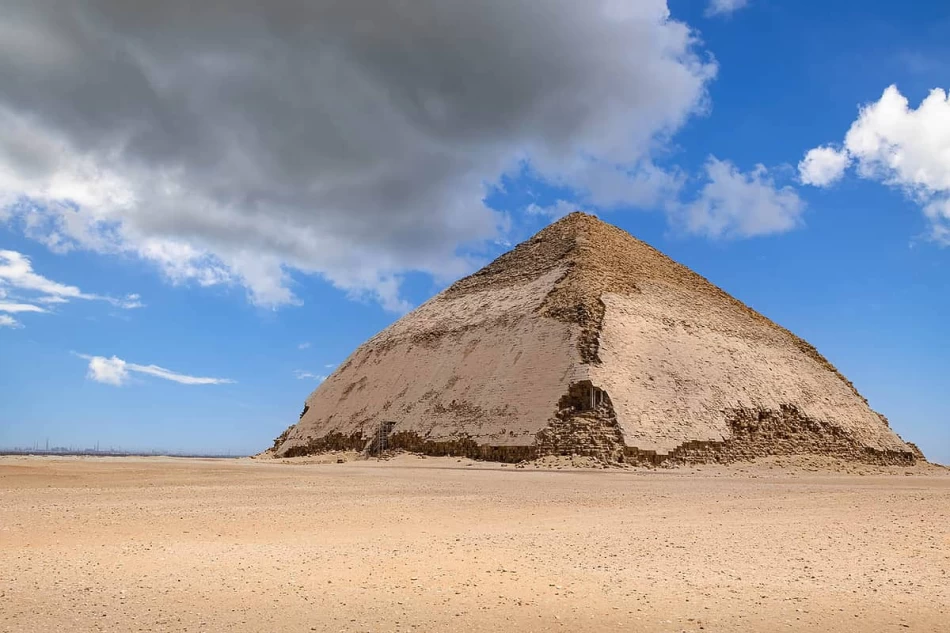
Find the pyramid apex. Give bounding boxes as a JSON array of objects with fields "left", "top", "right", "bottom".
[
  {"left": 556, "top": 210, "right": 597, "bottom": 220},
  {"left": 548, "top": 210, "right": 602, "bottom": 229},
  {"left": 526, "top": 211, "right": 618, "bottom": 247}
]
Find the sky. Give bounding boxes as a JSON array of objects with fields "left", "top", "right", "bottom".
[{"left": 0, "top": 0, "right": 948, "bottom": 463}]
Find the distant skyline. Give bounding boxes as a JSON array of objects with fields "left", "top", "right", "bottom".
[
  {"left": 1, "top": 0, "right": 948, "bottom": 464},
  {"left": 0, "top": 445, "right": 243, "bottom": 458}
]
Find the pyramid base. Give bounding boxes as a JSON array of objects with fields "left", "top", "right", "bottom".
[{"left": 273, "top": 402, "right": 920, "bottom": 467}]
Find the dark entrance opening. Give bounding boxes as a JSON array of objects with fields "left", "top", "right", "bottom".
[{"left": 558, "top": 380, "right": 608, "bottom": 413}]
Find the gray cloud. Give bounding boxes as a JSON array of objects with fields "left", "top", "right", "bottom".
[{"left": 0, "top": 1, "right": 715, "bottom": 309}]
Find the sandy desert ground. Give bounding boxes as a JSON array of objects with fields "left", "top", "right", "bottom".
[{"left": 1, "top": 455, "right": 948, "bottom": 633}]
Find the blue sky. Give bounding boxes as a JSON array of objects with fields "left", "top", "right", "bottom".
[{"left": 0, "top": 0, "right": 948, "bottom": 463}]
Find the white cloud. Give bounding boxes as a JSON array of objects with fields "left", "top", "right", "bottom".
[
  {"left": 0, "top": 1, "right": 716, "bottom": 310},
  {"left": 0, "top": 314, "right": 20, "bottom": 328},
  {"left": 294, "top": 370, "right": 327, "bottom": 382},
  {"left": 297, "top": 342, "right": 311, "bottom": 350},
  {"left": 800, "top": 85, "right": 950, "bottom": 241},
  {"left": 78, "top": 353, "right": 234, "bottom": 386},
  {"left": 525, "top": 200, "right": 581, "bottom": 221},
  {"left": 844, "top": 86, "right": 950, "bottom": 193},
  {"left": 0, "top": 249, "right": 142, "bottom": 310},
  {"left": 324, "top": 364, "right": 336, "bottom": 369},
  {"left": 117, "top": 293, "right": 144, "bottom": 309},
  {"left": 0, "top": 249, "right": 90, "bottom": 299},
  {"left": 706, "top": 0, "right": 750, "bottom": 17},
  {"left": 531, "top": 160, "right": 688, "bottom": 213},
  {"left": 85, "top": 355, "right": 129, "bottom": 386},
  {"left": 129, "top": 362, "right": 235, "bottom": 385},
  {"left": 0, "top": 301, "right": 46, "bottom": 314},
  {"left": 798, "top": 146, "right": 851, "bottom": 187},
  {"left": 681, "top": 157, "right": 805, "bottom": 238},
  {"left": 924, "top": 197, "right": 950, "bottom": 244}
]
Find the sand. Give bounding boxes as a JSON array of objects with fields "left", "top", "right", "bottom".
[{"left": 1, "top": 455, "right": 948, "bottom": 632}]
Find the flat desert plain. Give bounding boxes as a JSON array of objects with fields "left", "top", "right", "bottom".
[{"left": 1, "top": 456, "right": 948, "bottom": 633}]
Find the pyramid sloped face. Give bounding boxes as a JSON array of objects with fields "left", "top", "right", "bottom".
[
  {"left": 593, "top": 292, "right": 907, "bottom": 456},
  {"left": 274, "top": 213, "right": 919, "bottom": 464},
  {"left": 277, "top": 267, "right": 585, "bottom": 458}
]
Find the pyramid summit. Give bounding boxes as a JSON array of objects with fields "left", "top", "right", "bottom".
[{"left": 272, "top": 212, "right": 920, "bottom": 465}]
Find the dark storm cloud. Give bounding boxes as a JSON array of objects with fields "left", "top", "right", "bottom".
[{"left": 0, "top": 0, "right": 714, "bottom": 308}]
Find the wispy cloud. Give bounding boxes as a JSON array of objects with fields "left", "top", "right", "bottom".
[
  {"left": 0, "top": 301, "right": 47, "bottom": 314},
  {"left": 525, "top": 200, "right": 581, "bottom": 221},
  {"left": 706, "top": 0, "right": 750, "bottom": 17},
  {"left": 297, "top": 342, "right": 311, "bottom": 350},
  {"left": 76, "top": 353, "right": 234, "bottom": 386},
  {"left": 0, "top": 314, "right": 20, "bottom": 328},
  {"left": 0, "top": 250, "right": 89, "bottom": 298},
  {"left": 0, "top": 250, "right": 143, "bottom": 327},
  {"left": 115, "top": 294, "right": 144, "bottom": 309},
  {"left": 294, "top": 370, "right": 327, "bottom": 382}
]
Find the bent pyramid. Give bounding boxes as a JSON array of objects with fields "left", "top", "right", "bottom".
[{"left": 272, "top": 212, "right": 920, "bottom": 465}]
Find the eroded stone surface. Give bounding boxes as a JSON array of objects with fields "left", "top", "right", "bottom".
[{"left": 273, "top": 212, "right": 920, "bottom": 465}]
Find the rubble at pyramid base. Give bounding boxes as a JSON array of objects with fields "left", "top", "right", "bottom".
[{"left": 272, "top": 395, "right": 919, "bottom": 467}]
